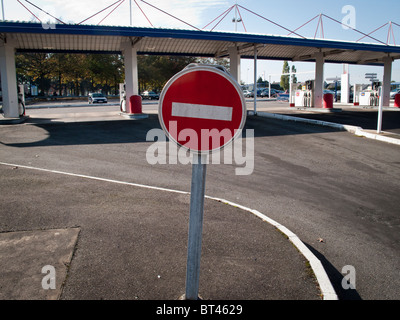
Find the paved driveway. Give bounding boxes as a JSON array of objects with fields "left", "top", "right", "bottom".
[{"left": 1, "top": 110, "right": 399, "bottom": 299}]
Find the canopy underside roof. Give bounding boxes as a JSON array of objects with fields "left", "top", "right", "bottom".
[{"left": 1, "top": 21, "right": 400, "bottom": 65}]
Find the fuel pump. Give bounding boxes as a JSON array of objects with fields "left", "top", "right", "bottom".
[
  {"left": 119, "top": 83, "right": 126, "bottom": 112},
  {"left": 371, "top": 81, "right": 381, "bottom": 107},
  {"left": 353, "top": 84, "right": 362, "bottom": 106},
  {"left": 359, "top": 82, "right": 381, "bottom": 107},
  {"left": 304, "top": 80, "right": 314, "bottom": 107},
  {"left": 294, "top": 90, "right": 304, "bottom": 107},
  {"left": 303, "top": 90, "right": 309, "bottom": 107},
  {"left": 18, "top": 84, "right": 25, "bottom": 116}
]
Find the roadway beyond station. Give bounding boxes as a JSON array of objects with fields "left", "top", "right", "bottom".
[{"left": 0, "top": 100, "right": 399, "bottom": 300}]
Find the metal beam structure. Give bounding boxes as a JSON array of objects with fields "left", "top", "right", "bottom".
[{"left": 1, "top": 21, "right": 399, "bottom": 64}]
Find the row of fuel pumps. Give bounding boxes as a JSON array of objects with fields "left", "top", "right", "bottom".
[
  {"left": 293, "top": 80, "right": 383, "bottom": 108},
  {"left": 119, "top": 80, "right": 384, "bottom": 111}
]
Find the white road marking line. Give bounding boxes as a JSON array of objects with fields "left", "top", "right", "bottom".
[
  {"left": 0, "top": 161, "right": 189, "bottom": 195},
  {"left": 172, "top": 102, "right": 233, "bottom": 121}
]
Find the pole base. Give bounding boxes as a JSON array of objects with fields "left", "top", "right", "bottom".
[
  {"left": 309, "top": 108, "right": 342, "bottom": 113},
  {"left": 178, "top": 294, "right": 203, "bottom": 300},
  {"left": 120, "top": 113, "right": 148, "bottom": 120}
]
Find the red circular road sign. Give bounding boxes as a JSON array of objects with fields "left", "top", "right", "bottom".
[{"left": 158, "top": 65, "right": 246, "bottom": 153}]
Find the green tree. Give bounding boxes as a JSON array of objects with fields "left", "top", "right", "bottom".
[
  {"left": 16, "top": 53, "right": 53, "bottom": 95},
  {"left": 60, "top": 54, "right": 89, "bottom": 96},
  {"left": 16, "top": 53, "right": 195, "bottom": 97},
  {"left": 280, "top": 61, "right": 290, "bottom": 91},
  {"left": 137, "top": 55, "right": 196, "bottom": 93},
  {"left": 47, "top": 53, "right": 83, "bottom": 96},
  {"left": 291, "top": 65, "right": 297, "bottom": 84},
  {"left": 87, "top": 54, "right": 124, "bottom": 95},
  {"left": 257, "top": 76, "right": 268, "bottom": 87}
]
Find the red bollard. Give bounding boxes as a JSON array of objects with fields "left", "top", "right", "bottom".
[
  {"left": 128, "top": 95, "right": 143, "bottom": 114},
  {"left": 122, "top": 95, "right": 148, "bottom": 119},
  {"left": 394, "top": 94, "right": 400, "bottom": 108},
  {"left": 323, "top": 93, "right": 334, "bottom": 109}
]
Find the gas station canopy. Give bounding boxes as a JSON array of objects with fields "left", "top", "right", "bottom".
[{"left": 1, "top": 21, "right": 400, "bottom": 65}]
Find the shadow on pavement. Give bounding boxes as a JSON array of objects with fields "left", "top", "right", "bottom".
[
  {"left": 304, "top": 243, "right": 362, "bottom": 300},
  {"left": 1, "top": 114, "right": 341, "bottom": 149},
  {"left": 278, "top": 110, "right": 400, "bottom": 134}
]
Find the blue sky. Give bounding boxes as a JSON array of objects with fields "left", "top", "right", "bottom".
[{"left": 3, "top": 0, "right": 400, "bottom": 84}]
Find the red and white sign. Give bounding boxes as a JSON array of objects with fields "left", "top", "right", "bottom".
[{"left": 158, "top": 65, "right": 246, "bottom": 153}]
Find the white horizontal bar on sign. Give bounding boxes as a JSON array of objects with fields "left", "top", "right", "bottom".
[{"left": 171, "top": 102, "right": 233, "bottom": 121}]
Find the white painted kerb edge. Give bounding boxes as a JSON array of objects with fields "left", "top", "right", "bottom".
[
  {"left": 207, "top": 196, "right": 338, "bottom": 300},
  {"left": 253, "top": 111, "right": 400, "bottom": 146}
]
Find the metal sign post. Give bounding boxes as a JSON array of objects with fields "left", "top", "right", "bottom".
[
  {"left": 377, "top": 86, "right": 383, "bottom": 133},
  {"left": 1, "top": 0, "right": 4, "bottom": 21},
  {"left": 185, "top": 153, "right": 208, "bottom": 300}
]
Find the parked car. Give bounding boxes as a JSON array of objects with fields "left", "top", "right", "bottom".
[
  {"left": 390, "top": 89, "right": 400, "bottom": 99},
  {"left": 243, "top": 90, "right": 253, "bottom": 98},
  {"left": 141, "top": 91, "right": 159, "bottom": 100},
  {"left": 88, "top": 93, "right": 107, "bottom": 104},
  {"left": 334, "top": 90, "right": 354, "bottom": 102},
  {"left": 260, "top": 89, "right": 278, "bottom": 98}
]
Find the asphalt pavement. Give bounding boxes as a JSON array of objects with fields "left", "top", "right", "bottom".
[
  {"left": 1, "top": 99, "right": 399, "bottom": 301},
  {"left": 0, "top": 163, "right": 321, "bottom": 300}
]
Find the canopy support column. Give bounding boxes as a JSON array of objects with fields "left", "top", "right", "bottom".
[
  {"left": 314, "top": 51, "right": 325, "bottom": 108},
  {"left": 382, "top": 56, "right": 393, "bottom": 107},
  {"left": 228, "top": 46, "right": 241, "bottom": 82},
  {"left": 123, "top": 42, "right": 139, "bottom": 101},
  {"left": 0, "top": 40, "right": 19, "bottom": 118},
  {"left": 253, "top": 46, "right": 257, "bottom": 115}
]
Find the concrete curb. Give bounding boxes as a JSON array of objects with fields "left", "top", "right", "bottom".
[
  {"left": 251, "top": 111, "right": 400, "bottom": 146},
  {"left": 206, "top": 196, "right": 338, "bottom": 301},
  {"left": 353, "top": 128, "right": 400, "bottom": 146},
  {"left": 25, "top": 102, "right": 120, "bottom": 109}
]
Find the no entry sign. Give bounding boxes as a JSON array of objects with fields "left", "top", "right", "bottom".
[{"left": 159, "top": 65, "right": 246, "bottom": 153}]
